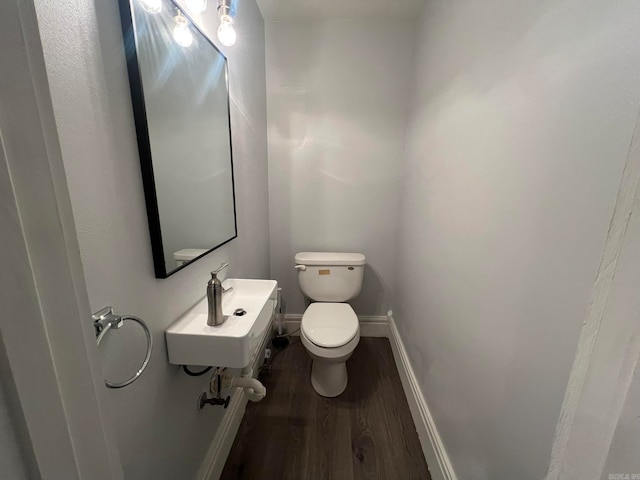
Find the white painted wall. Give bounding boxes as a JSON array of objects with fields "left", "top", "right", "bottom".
[
  {"left": 0, "top": 390, "right": 29, "bottom": 480},
  {"left": 257, "top": 0, "right": 425, "bottom": 21},
  {"left": 33, "top": 0, "right": 269, "bottom": 477},
  {"left": 603, "top": 358, "right": 640, "bottom": 479},
  {"left": 266, "top": 19, "right": 415, "bottom": 316},
  {"left": 0, "top": 339, "right": 35, "bottom": 480},
  {"left": 394, "top": 0, "right": 640, "bottom": 479},
  {"left": 546, "top": 122, "right": 640, "bottom": 479},
  {"left": 0, "top": 394, "right": 29, "bottom": 480}
]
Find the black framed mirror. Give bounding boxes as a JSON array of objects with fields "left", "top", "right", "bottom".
[{"left": 118, "top": 0, "right": 237, "bottom": 278}]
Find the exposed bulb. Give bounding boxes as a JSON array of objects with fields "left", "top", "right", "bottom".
[
  {"left": 173, "top": 14, "right": 193, "bottom": 47},
  {"left": 186, "top": 0, "right": 207, "bottom": 13},
  {"left": 217, "top": 18, "right": 236, "bottom": 46},
  {"left": 138, "top": 0, "right": 162, "bottom": 14}
]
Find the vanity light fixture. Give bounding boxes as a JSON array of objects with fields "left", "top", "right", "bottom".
[
  {"left": 173, "top": 11, "right": 194, "bottom": 47},
  {"left": 138, "top": 0, "right": 162, "bottom": 14},
  {"left": 217, "top": 0, "right": 236, "bottom": 46},
  {"left": 186, "top": 0, "right": 207, "bottom": 14}
]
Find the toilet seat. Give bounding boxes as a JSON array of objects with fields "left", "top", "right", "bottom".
[{"left": 301, "top": 303, "right": 359, "bottom": 348}]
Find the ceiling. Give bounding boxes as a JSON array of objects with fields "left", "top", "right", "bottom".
[{"left": 256, "top": 0, "right": 426, "bottom": 21}]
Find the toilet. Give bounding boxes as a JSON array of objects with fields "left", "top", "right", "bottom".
[
  {"left": 173, "top": 248, "right": 208, "bottom": 268},
  {"left": 294, "top": 252, "right": 366, "bottom": 397}
]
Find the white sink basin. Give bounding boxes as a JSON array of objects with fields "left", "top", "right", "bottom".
[{"left": 166, "top": 279, "right": 278, "bottom": 368}]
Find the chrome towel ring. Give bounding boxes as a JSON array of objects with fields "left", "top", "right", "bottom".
[{"left": 92, "top": 306, "right": 153, "bottom": 389}]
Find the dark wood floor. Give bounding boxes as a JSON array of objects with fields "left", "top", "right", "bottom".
[{"left": 221, "top": 337, "right": 431, "bottom": 480}]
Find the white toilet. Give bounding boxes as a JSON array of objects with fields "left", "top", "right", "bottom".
[
  {"left": 173, "top": 248, "right": 208, "bottom": 268},
  {"left": 294, "top": 252, "right": 366, "bottom": 397}
]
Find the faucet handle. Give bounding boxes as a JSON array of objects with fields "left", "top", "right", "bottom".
[{"left": 211, "top": 262, "right": 229, "bottom": 277}]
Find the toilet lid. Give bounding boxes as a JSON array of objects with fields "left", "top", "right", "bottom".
[{"left": 301, "top": 303, "right": 359, "bottom": 348}]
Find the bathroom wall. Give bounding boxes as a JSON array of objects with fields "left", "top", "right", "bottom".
[
  {"left": 265, "top": 18, "right": 415, "bottom": 316},
  {"left": 0, "top": 336, "right": 36, "bottom": 480},
  {"left": 602, "top": 355, "right": 640, "bottom": 478},
  {"left": 0, "top": 385, "right": 30, "bottom": 480},
  {"left": 395, "top": 0, "right": 640, "bottom": 479},
  {"left": 33, "top": 0, "right": 268, "bottom": 478}
]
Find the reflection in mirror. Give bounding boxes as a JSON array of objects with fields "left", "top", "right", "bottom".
[{"left": 120, "top": 0, "right": 237, "bottom": 278}]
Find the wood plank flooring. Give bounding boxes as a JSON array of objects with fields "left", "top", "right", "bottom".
[{"left": 221, "top": 337, "right": 431, "bottom": 480}]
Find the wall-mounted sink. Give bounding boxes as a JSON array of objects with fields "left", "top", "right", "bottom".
[{"left": 166, "top": 279, "right": 277, "bottom": 368}]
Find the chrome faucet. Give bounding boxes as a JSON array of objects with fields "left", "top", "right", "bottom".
[{"left": 207, "top": 263, "right": 232, "bottom": 326}]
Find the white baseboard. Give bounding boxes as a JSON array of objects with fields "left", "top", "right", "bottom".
[
  {"left": 196, "top": 385, "right": 246, "bottom": 480},
  {"left": 283, "top": 314, "right": 390, "bottom": 337},
  {"left": 388, "top": 316, "right": 457, "bottom": 480},
  {"left": 196, "top": 321, "right": 273, "bottom": 480}
]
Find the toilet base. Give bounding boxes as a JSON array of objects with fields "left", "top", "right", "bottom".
[
  {"left": 311, "top": 360, "right": 348, "bottom": 397},
  {"left": 300, "top": 328, "right": 359, "bottom": 398}
]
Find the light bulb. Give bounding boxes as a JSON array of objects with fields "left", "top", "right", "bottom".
[
  {"left": 217, "top": 20, "right": 236, "bottom": 46},
  {"left": 173, "top": 15, "right": 193, "bottom": 47},
  {"left": 186, "top": 0, "right": 207, "bottom": 13},
  {"left": 138, "top": 0, "right": 162, "bottom": 14}
]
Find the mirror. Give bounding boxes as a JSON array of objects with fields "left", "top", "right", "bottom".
[{"left": 119, "top": 0, "right": 237, "bottom": 278}]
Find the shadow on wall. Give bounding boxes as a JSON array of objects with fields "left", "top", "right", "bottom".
[{"left": 350, "top": 263, "right": 387, "bottom": 316}]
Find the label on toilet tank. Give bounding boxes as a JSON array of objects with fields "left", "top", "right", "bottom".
[{"left": 318, "top": 269, "right": 331, "bottom": 275}]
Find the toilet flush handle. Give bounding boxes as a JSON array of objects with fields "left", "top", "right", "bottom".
[{"left": 294, "top": 264, "right": 307, "bottom": 271}]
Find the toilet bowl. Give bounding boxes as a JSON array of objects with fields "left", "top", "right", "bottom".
[
  {"left": 294, "top": 252, "right": 366, "bottom": 397},
  {"left": 300, "top": 303, "right": 360, "bottom": 397}
]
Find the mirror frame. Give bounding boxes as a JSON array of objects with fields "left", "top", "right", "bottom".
[{"left": 117, "top": 0, "right": 238, "bottom": 279}]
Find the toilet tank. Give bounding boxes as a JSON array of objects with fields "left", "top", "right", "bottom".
[
  {"left": 173, "top": 248, "right": 209, "bottom": 267},
  {"left": 295, "top": 252, "right": 366, "bottom": 302}
]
